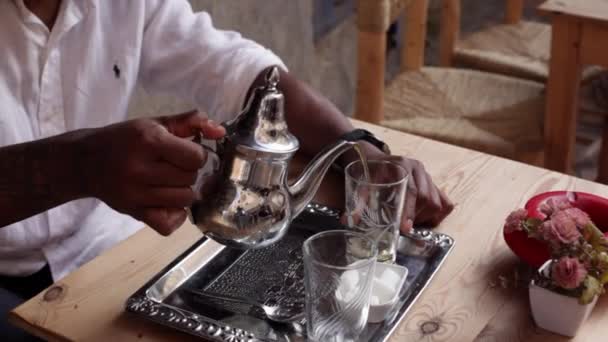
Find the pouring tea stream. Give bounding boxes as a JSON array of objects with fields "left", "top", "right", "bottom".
[{"left": 188, "top": 66, "right": 390, "bottom": 249}]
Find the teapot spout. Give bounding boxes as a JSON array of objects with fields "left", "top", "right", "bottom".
[
  {"left": 288, "top": 129, "right": 391, "bottom": 218},
  {"left": 288, "top": 140, "right": 356, "bottom": 217}
]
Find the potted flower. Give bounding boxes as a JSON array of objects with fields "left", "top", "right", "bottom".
[{"left": 504, "top": 197, "right": 608, "bottom": 337}]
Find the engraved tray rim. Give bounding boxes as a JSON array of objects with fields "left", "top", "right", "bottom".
[{"left": 125, "top": 204, "right": 455, "bottom": 342}]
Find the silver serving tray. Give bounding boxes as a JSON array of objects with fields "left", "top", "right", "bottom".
[{"left": 126, "top": 204, "right": 455, "bottom": 341}]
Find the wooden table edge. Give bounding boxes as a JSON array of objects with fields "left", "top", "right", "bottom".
[
  {"left": 8, "top": 311, "right": 69, "bottom": 342},
  {"left": 10, "top": 120, "right": 608, "bottom": 341},
  {"left": 539, "top": 1, "right": 608, "bottom": 26}
]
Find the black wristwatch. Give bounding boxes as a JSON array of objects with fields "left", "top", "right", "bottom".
[{"left": 331, "top": 129, "right": 392, "bottom": 172}]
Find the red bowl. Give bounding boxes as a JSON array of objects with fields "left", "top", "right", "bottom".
[{"left": 503, "top": 191, "right": 608, "bottom": 268}]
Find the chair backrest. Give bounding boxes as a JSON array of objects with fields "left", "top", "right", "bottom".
[
  {"left": 439, "top": 0, "right": 525, "bottom": 66},
  {"left": 355, "top": 0, "right": 429, "bottom": 124}
]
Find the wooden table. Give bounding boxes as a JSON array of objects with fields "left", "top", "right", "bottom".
[
  {"left": 10, "top": 119, "right": 608, "bottom": 341},
  {"left": 540, "top": 0, "right": 608, "bottom": 173}
]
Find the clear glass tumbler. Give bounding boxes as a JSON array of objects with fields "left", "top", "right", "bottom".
[
  {"left": 303, "top": 230, "right": 377, "bottom": 342},
  {"left": 344, "top": 160, "right": 408, "bottom": 263}
]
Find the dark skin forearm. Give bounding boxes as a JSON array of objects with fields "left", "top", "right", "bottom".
[
  {"left": 252, "top": 68, "right": 382, "bottom": 165},
  {"left": 0, "top": 132, "right": 84, "bottom": 227},
  {"left": 279, "top": 70, "right": 358, "bottom": 159}
]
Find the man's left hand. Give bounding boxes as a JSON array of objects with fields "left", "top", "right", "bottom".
[
  {"left": 375, "top": 154, "right": 454, "bottom": 234},
  {"left": 342, "top": 148, "right": 454, "bottom": 234}
]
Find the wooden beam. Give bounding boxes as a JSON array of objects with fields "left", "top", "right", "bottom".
[
  {"left": 402, "top": 0, "right": 428, "bottom": 71},
  {"left": 439, "top": 0, "right": 461, "bottom": 66},
  {"left": 505, "top": 0, "right": 524, "bottom": 24},
  {"left": 544, "top": 16, "right": 583, "bottom": 173},
  {"left": 580, "top": 21, "right": 608, "bottom": 67},
  {"left": 355, "top": 30, "right": 387, "bottom": 124}
]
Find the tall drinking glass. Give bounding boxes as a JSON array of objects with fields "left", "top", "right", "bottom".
[
  {"left": 303, "top": 230, "right": 377, "bottom": 342},
  {"left": 345, "top": 160, "right": 408, "bottom": 263}
]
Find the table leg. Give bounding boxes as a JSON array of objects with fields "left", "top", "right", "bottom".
[{"left": 544, "top": 16, "right": 583, "bottom": 173}]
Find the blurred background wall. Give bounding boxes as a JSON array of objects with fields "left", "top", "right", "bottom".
[
  {"left": 127, "top": 0, "right": 541, "bottom": 119},
  {"left": 127, "top": 0, "right": 356, "bottom": 118}
]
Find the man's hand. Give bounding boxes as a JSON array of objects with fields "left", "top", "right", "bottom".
[
  {"left": 375, "top": 155, "right": 454, "bottom": 233},
  {"left": 256, "top": 67, "right": 454, "bottom": 232},
  {"left": 78, "top": 111, "right": 225, "bottom": 235},
  {"left": 340, "top": 148, "right": 453, "bottom": 234}
]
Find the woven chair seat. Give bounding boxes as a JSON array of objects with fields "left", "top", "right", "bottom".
[
  {"left": 580, "top": 72, "right": 608, "bottom": 115},
  {"left": 454, "top": 21, "right": 602, "bottom": 83},
  {"left": 382, "top": 67, "right": 545, "bottom": 159}
]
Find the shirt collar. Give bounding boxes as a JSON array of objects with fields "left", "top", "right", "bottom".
[
  {"left": 61, "top": 0, "right": 91, "bottom": 35},
  {"left": 13, "top": 0, "right": 93, "bottom": 40},
  {"left": 13, "top": 0, "right": 42, "bottom": 26}
]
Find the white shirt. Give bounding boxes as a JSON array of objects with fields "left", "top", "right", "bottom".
[{"left": 0, "top": 0, "right": 285, "bottom": 280}]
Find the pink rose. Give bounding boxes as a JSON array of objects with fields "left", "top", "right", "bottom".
[
  {"left": 562, "top": 207, "right": 592, "bottom": 228},
  {"left": 539, "top": 197, "right": 573, "bottom": 217},
  {"left": 551, "top": 257, "right": 587, "bottom": 289},
  {"left": 539, "top": 211, "right": 581, "bottom": 244},
  {"left": 504, "top": 209, "right": 528, "bottom": 234}
]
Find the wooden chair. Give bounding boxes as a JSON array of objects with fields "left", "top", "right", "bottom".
[
  {"left": 579, "top": 74, "right": 608, "bottom": 183},
  {"left": 355, "top": 0, "right": 545, "bottom": 165},
  {"left": 439, "top": 0, "right": 602, "bottom": 83}
]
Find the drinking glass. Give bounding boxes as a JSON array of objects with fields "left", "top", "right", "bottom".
[
  {"left": 303, "top": 230, "right": 377, "bottom": 342},
  {"left": 344, "top": 160, "right": 408, "bottom": 263}
]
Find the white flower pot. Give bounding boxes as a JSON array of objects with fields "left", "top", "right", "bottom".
[{"left": 529, "top": 261, "right": 598, "bottom": 337}]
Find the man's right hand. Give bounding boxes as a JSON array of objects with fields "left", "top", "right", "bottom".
[{"left": 77, "top": 111, "right": 225, "bottom": 235}]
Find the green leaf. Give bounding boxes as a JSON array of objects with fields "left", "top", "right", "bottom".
[
  {"left": 586, "top": 224, "right": 608, "bottom": 251},
  {"left": 580, "top": 276, "right": 601, "bottom": 304},
  {"left": 526, "top": 217, "right": 543, "bottom": 226},
  {"left": 524, "top": 218, "right": 542, "bottom": 230},
  {"left": 523, "top": 218, "right": 544, "bottom": 237},
  {"left": 597, "top": 252, "right": 608, "bottom": 269}
]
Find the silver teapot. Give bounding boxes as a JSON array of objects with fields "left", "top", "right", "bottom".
[{"left": 190, "top": 66, "right": 389, "bottom": 249}]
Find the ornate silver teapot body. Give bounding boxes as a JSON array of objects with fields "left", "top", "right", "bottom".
[{"left": 190, "top": 67, "right": 389, "bottom": 249}]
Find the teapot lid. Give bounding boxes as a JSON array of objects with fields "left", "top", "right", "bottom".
[{"left": 225, "top": 67, "right": 299, "bottom": 154}]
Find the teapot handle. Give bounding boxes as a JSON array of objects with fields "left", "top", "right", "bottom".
[
  {"left": 188, "top": 138, "right": 222, "bottom": 225},
  {"left": 339, "top": 129, "right": 392, "bottom": 155}
]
